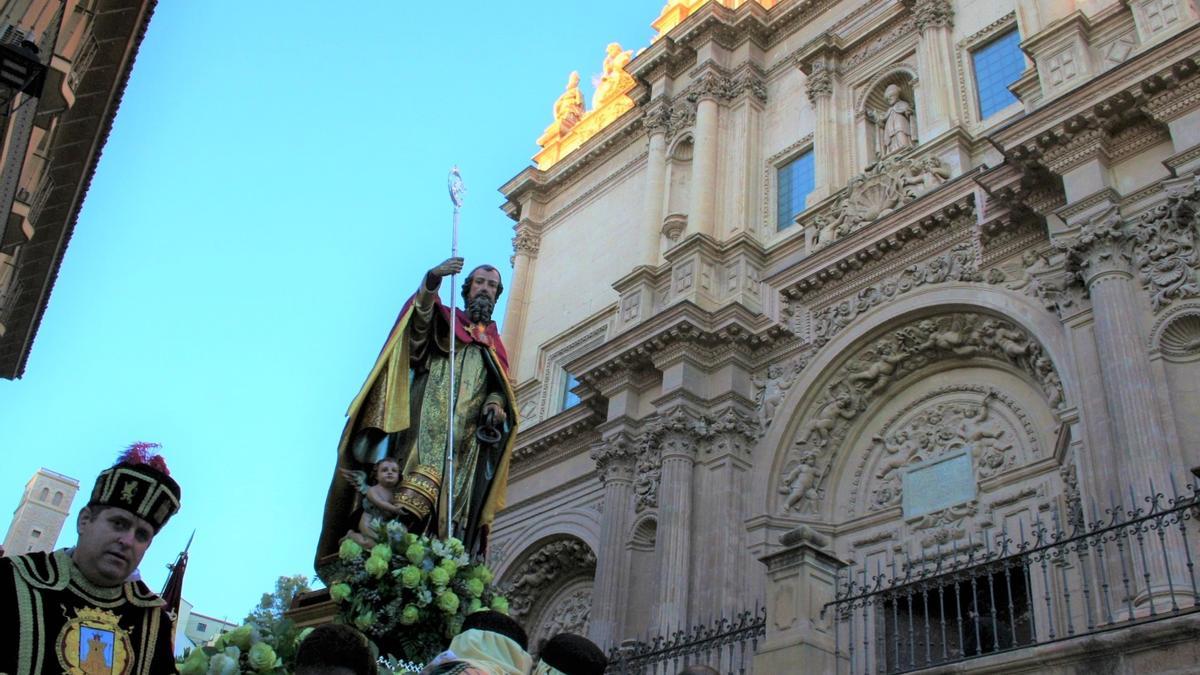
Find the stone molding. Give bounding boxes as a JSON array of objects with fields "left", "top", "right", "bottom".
[{"left": 775, "top": 311, "right": 1066, "bottom": 516}]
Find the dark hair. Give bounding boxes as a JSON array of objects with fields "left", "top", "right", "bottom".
[
  {"left": 461, "top": 610, "right": 528, "bottom": 651},
  {"left": 460, "top": 265, "right": 504, "bottom": 304},
  {"left": 295, "top": 623, "right": 375, "bottom": 675},
  {"left": 677, "top": 666, "right": 721, "bottom": 675},
  {"left": 369, "top": 457, "right": 400, "bottom": 486},
  {"left": 539, "top": 633, "right": 608, "bottom": 675}
]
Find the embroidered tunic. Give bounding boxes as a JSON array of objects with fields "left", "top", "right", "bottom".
[{"left": 0, "top": 549, "right": 176, "bottom": 675}]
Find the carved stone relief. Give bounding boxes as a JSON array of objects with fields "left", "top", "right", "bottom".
[
  {"left": 909, "top": 501, "right": 977, "bottom": 549},
  {"left": 1130, "top": 176, "right": 1200, "bottom": 310},
  {"left": 990, "top": 249, "right": 1081, "bottom": 316},
  {"left": 634, "top": 432, "right": 661, "bottom": 513},
  {"left": 808, "top": 242, "right": 981, "bottom": 347},
  {"left": 775, "top": 312, "right": 1064, "bottom": 516},
  {"left": 530, "top": 583, "right": 593, "bottom": 650},
  {"left": 1159, "top": 312, "right": 1200, "bottom": 358},
  {"left": 754, "top": 353, "right": 812, "bottom": 430},
  {"left": 813, "top": 154, "right": 950, "bottom": 248},
  {"left": 847, "top": 385, "right": 1040, "bottom": 517},
  {"left": 503, "top": 538, "right": 597, "bottom": 621}
]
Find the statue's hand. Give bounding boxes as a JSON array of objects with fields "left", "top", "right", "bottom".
[
  {"left": 482, "top": 401, "right": 507, "bottom": 426},
  {"left": 429, "top": 257, "right": 465, "bottom": 278}
]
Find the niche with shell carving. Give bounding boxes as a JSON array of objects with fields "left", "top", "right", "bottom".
[
  {"left": 858, "top": 69, "right": 919, "bottom": 166},
  {"left": 663, "top": 136, "right": 693, "bottom": 251},
  {"left": 1157, "top": 309, "right": 1200, "bottom": 453}
]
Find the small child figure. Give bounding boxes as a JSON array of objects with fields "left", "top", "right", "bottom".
[{"left": 340, "top": 457, "right": 403, "bottom": 548}]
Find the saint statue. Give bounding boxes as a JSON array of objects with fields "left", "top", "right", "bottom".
[
  {"left": 553, "top": 71, "right": 585, "bottom": 137},
  {"left": 592, "top": 42, "right": 634, "bottom": 109},
  {"left": 317, "top": 257, "right": 517, "bottom": 566},
  {"left": 868, "top": 84, "right": 916, "bottom": 158}
]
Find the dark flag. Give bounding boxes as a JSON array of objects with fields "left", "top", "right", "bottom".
[{"left": 160, "top": 530, "right": 194, "bottom": 626}]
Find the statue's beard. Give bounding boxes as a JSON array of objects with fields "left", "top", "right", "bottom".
[{"left": 466, "top": 294, "right": 495, "bottom": 324}]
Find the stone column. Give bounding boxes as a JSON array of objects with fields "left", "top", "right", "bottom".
[
  {"left": 753, "top": 527, "right": 847, "bottom": 675},
  {"left": 501, "top": 220, "right": 540, "bottom": 370},
  {"left": 1061, "top": 208, "right": 1171, "bottom": 489},
  {"left": 653, "top": 409, "right": 705, "bottom": 631},
  {"left": 907, "top": 0, "right": 960, "bottom": 138},
  {"left": 805, "top": 62, "right": 840, "bottom": 205},
  {"left": 642, "top": 102, "right": 671, "bottom": 266},
  {"left": 588, "top": 434, "right": 637, "bottom": 650},
  {"left": 687, "top": 73, "right": 726, "bottom": 239}
]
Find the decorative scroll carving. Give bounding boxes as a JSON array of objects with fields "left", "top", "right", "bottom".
[
  {"left": 910, "top": 501, "right": 976, "bottom": 549},
  {"left": 998, "top": 250, "right": 1079, "bottom": 315},
  {"left": 1130, "top": 176, "right": 1200, "bottom": 310},
  {"left": 809, "top": 243, "right": 981, "bottom": 347},
  {"left": 814, "top": 155, "right": 950, "bottom": 247},
  {"left": 505, "top": 539, "right": 597, "bottom": 620},
  {"left": 1056, "top": 206, "right": 1132, "bottom": 284},
  {"left": 634, "top": 433, "right": 661, "bottom": 513},
  {"left": 777, "top": 313, "right": 1065, "bottom": 515}
]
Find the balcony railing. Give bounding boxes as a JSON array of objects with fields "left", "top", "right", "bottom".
[
  {"left": 607, "top": 607, "right": 766, "bottom": 675},
  {"left": 825, "top": 479, "right": 1200, "bottom": 674}
]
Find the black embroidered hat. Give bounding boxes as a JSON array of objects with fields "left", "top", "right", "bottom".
[
  {"left": 88, "top": 442, "right": 181, "bottom": 531},
  {"left": 540, "top": 633, "right": 608, "bottom": 675}
]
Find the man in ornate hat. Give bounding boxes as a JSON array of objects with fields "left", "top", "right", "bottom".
[
  {"left": 0, "top": 442, "right": 183, "bottom": 675},
  {"left": 533, "top": 633, "right": 609, "bottom": 675},
  {"left": 318, "top": 257, "right": 517, "bottom": 568}
]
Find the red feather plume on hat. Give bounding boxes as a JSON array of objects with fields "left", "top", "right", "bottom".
[{"left": 118, "top": 441, "right": 170, "bottom": 476}]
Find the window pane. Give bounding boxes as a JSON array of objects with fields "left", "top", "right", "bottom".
[
  {"left": 562, "top": 372, "right": 580, "bottom": 410},
  {"left": 777, "top": 151, "right": 815, "bottom": 231},
  {"left": 973, "top": 29, "right": 1024, "bottom": 119}
]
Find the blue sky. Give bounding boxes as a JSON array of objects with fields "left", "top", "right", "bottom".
[{"left": 1, "top": 1, "right": 663, "bottom": 624}]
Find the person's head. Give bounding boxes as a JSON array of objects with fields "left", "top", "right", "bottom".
[
  {"left": 73, "top": 442, "right": 181, "bottom": 586},
  {"left": 537, "top": 633, "right": 608, "bottom": 675},
  {"left": 461, "top": 610, "right": 528, "bottom": 651},
  {"left": 884, "top": 84, "right": 901, "bottom": 104},
  {"left": 461, "top": 265, "right": 503, "bottom": 324},
  {"left": 372, "top": 457, "right": 401, "bottom": 488},
  {"left": 677, "top": 666, "right": 721, "bottom": 675},
  {"left": 295, "top": 623, "right": 376, "bottom": 675}
]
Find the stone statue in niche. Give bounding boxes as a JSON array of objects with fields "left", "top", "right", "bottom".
[{"left": 867, "top": 84, "right": 916, "bottom": 158}]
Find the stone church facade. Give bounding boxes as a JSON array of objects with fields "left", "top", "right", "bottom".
[{"left": 489, "top": 0, "right": 1200, "bottom": 671}]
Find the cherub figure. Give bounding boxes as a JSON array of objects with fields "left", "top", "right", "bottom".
[{"left": 341, "top": 457, "right": 403, "bottom": 548}]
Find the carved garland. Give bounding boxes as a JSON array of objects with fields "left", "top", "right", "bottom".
[{"left": 775, "top": 312, "right": 1065, "bottom": 516}]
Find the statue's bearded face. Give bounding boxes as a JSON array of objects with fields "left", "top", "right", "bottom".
[{"left": 467, "top": 293, "right": 495, "bottom": 324}]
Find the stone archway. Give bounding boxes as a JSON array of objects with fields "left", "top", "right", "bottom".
[{"left": 768, "top": 309, "right": 1066, "bottom": 522}]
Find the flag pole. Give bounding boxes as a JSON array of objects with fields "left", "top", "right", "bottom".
[{"left": 445, "top": 167, "right": 466, "bottom": 539}]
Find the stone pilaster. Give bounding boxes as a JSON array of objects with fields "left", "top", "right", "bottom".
[
  {"left": 687, "top": 72, "right": 730, "bottom": 239},
  {"left": 796, "top": 41, "right": 849, "bottom": 204},
  {"left": 905, "top": 0, "right": 961, "bottom": 138},
  {"left": 502, "top": 219, "right": 541, "bottom": 369},
  {"left": 652, "top": 408, "right": 707, "bottom": 632},
  {"left": 754, "top": 526, "right": 847, "bottom": 675},
  {"left": 588, "top": 434, "right": 637, "bottom": 650},
  {"left": 1058, "top": 208, "right": 1171, "bottom": 491},
  {"left": 642, "top": 101, "right": 671, "bottom": 265}
]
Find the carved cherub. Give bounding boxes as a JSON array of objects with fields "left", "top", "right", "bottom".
[
  {"left": 847, "top": 342, "right": 911, "bottom": 396},
  {"left": 341, "top": 457, "right": 403, "bottom": 548},
  {"left": 805, "top": 390, "right": 857, "bottom": 445},
  {"left": 780, "top": 451, "right": 821, "bottom": 511},
  {"left": 977, "top": 320, "right": 1030, "bottom": 360},
  {"left": 754, "top": 363, "right": 788, "bottom": 428}
]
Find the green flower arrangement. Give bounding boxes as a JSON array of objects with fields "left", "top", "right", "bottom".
[
  {"left": 176, "top": 623, "right": 286, "bottom": 675},
  {"left": 322, "top": 520, "right": 507, "bottom": 665}
]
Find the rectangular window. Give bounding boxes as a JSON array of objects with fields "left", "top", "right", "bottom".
[
  {"left": 30, "top": 529, "right": 41, "bottom": 538},
  {"left": 561, "top": 371, "right": 581, "bottom": 411},
  {"left": 776, "top": 151, "right": 815, "bottom": 231},
  {"left": 972, "top": 29, "right": 1024, "bottom": 119},
  {"left": 197, "top": 622, "right": 208, "bottom": 632}
]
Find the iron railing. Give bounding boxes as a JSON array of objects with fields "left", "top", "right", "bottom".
[
  {"left": 826, "top": 479, "right": 1200, "bottom": 674},
  {"left": 607, "top": 607, "right": 766, "bottom": 675}
]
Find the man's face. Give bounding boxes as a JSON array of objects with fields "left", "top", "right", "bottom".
[
  {"left": 467, "top": 269, "right": 501, "bottom": 302},
  {"left": 73, "top": 506, "right": 155, "bottom": 586}
]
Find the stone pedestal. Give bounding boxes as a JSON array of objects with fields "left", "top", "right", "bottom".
[{"left": 754, "top": 527, "right": 847, "bottom": 675}]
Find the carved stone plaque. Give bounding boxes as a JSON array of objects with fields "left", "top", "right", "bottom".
[{"left": 902, "top": 450, "right": 975, "bottom": 518}]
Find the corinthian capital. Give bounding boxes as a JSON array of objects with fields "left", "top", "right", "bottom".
[
  {"left": 512, "top": 219, "right": 542, "bottom": 258},
  {"left": 688, "top": 71, "right": 735, "bottom": 104},
  {"left": 590, "top": 435, "right": 637, "bottom": 483},
  {"left": 1056, "top": 206, "right": 1133, "bottom": 285},
  {"left": 643, "top": 99, "right": 673, "bottom": 135},
  {"left": 805, "top": 64, "right": 834, "bottom": 104},
  {"left": 905, "top": 0, "right": 954, "bottom": 31}
]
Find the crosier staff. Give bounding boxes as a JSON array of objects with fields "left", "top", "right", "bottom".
[{"left": 445, "top": 166, "right": 466, "bottom": 536}]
